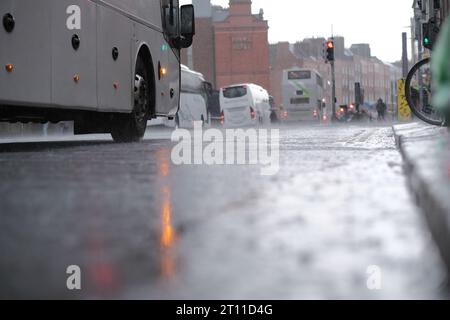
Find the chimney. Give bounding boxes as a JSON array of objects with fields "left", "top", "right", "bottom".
[{"left": 229, "top": 0, "right": 252, "bottom": 16}]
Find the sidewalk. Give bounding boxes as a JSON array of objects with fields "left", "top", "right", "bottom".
[{"left": 393, "top": 122, "right": 450, "bottom": 274}]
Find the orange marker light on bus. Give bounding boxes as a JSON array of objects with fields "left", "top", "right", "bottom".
[
  {"left": 160, "top": 67, "right": 167, "bottom": 78},
  {"left": 5, "top": 64, "right": 13, "bottom": 73}
]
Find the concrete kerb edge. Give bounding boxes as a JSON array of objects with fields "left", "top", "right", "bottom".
[{"left": 393, "top": 125, "right": 450, "bottom": 276}]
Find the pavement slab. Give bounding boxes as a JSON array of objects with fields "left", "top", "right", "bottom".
[{"left": 394, "top": 122, "right": 450, "bottom": 276}]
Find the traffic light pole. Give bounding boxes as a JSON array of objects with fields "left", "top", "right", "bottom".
[
  {"left": 325, "top": 39, "right": 336, "bottom": 121},
  {"left": 331, "top": 60, "right": 337, "bottom": 122}
]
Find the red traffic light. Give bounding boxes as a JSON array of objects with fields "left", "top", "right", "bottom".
[{"left": 325, "top": 40, "right": 335, "bottom": 62}]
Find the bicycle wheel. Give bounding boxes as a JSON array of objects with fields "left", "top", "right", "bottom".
[{"left": 405, "top": 57, "right": 446, "bottom": 126}]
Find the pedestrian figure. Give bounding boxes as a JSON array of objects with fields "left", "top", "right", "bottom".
[{"left": 376, "top": 98, "right": 387, "bottom": 121}]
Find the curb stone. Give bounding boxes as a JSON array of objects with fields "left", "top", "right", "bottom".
[{"left": 393, "top": 123, "right": 450, "bottom": 275}]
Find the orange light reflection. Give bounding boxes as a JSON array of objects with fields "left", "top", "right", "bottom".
[
  {"left": 160, "top": 188, "right": 176, "bottom": 248},
  {"left": 156, "top": 150, "right": 178, "bottom": 280}
]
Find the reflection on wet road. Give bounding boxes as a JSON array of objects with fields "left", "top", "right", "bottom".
[
  {"left": 157, "top": 150, "right": 178, "bottom": 281},
  {"left": 0, "top": 125, "right": 447, "bottom": 299}
]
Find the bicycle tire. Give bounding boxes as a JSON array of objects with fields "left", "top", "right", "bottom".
[{"left": 405, "top": 57, "right": 444, "bottom": 126}]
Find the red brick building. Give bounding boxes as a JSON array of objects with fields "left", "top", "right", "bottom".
[
  {"left": 187, "top": 0, "right": 270, "bottom": 90},
  {"left": 214, "top": 0, "right": 270, "bottom": 90},
  {"left": 191, "top": 17, "right": 216, "bottom": 87},
  {"left": 182, "top": 0, "right": 219, "bottom": 87}
]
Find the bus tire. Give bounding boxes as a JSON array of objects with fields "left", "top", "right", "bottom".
[{"left": 111, "top": 55, "right": 151, "bottom": 143}]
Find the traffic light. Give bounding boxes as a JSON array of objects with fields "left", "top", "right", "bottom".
[
  {"left": 326, "top": 41, "right": 335, "bottom": 62},
  {"left": 422, "top": 18, "right": 439, "bottom": 50}
]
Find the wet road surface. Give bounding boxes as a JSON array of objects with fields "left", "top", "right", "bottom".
[{"left": 0, "top": 124, "right": 447, "bottom": 299}]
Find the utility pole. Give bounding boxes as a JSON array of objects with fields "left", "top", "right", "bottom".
[
  {"left": 411, "top": 18, "right": 417, "bottom": 66},
  {"left": 402, "top": 32, "right": 409, "bottom": 78},
  {"left": 331, "top": 58, "right": 337, "bottom": 122}
]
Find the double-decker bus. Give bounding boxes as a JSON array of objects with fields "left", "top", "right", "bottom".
[
  {"left": 0, "top": 0, "right": 195, "bottom": 142},
  {"left": 282, "top": 68, "right": 327, "bottom": 122}
]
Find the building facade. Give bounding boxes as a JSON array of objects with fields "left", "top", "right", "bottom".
[
  {"left": 188, "top": 1, "right": 401, "bottom": 112},
  {"left": 270, "top": 38, "right": 401, "bottom": 112},
  {"left": 187, "top": 0, "right": 270, "bottom": 90},
  {"left": 350, "top": 44, "right": 372, "bottom": 58},
  {"left": 188, "top": 0, "right": 217, "bottom": 87}
]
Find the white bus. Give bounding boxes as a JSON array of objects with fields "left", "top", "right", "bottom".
[
  {"left": 220, "top": 83, "right": 271, "bottom": 128},
  {"left": 0, "top": 0, "right": 195, "bottom": 142},
  {"left": 282, "top": 68, "right": 327, "bottom": 122},
  {"left": 172, "top": 64, "right": 209, "bottom": 128}
]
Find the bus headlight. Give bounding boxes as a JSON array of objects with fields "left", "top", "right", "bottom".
[{"left": 3, "top": 13, "right": 15, "bottom": 33}]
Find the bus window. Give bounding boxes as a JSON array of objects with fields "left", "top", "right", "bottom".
[
  {"left": 288, "top": 70, "right": 311, "bottom": 80},
  {"left": 290, "top": 97, "right": 310, "bottom": 105},
  {"left": 223, "top": 86, "right": 247, "bottom": 99}
]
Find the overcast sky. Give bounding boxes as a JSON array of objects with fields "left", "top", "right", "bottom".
[{"left": 180, "top": 0, "right": 414, "bottom": 62}]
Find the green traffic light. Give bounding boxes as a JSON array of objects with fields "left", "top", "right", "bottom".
[{"left": 424, "top": 37, "right": 430, "bottom": 45}]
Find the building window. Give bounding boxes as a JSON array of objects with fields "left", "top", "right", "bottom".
[{"left": 232, "top": 37, "right": 252, "bottom": 50}]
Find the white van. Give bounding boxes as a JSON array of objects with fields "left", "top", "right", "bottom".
[
  {"left": 220, "top": 84, "right": 271, "bottom": 128},
  {"left": 165, "top": 65, "right": 209, "bottom": 129}
]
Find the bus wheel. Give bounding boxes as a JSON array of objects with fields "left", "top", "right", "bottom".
[{"left": 111, "top": 56, "right": 150, "bottom": 142}]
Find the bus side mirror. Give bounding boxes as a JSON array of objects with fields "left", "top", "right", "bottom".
[{"left": 178, "top": 5, "right": 195, "bottom": 49}]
